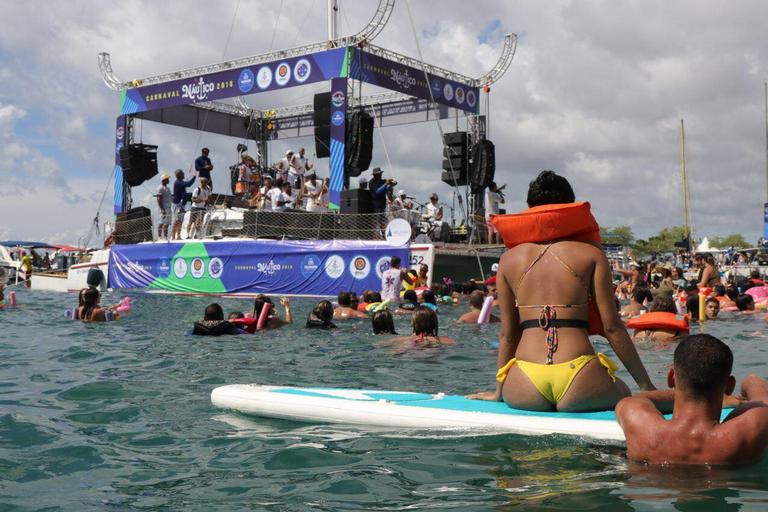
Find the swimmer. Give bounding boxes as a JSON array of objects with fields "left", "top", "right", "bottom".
[
  {"left": 485, "top": 277, "right": 499, "bottom": 306},
  {"left": 192, "top": 303, "right": 243, "bottom": 336},
  {"left": 395, "top": 289, "right": 419, "bottom": 315},
  {"left": 632, "top": 295, "right": 687, "bottom": 342},
  {"left": 617, "top": 334, "right": 768, "bottom": 466},
  {"left": 697, "top": 253, "right": 722, "bottom": 289},
  {"left": 77, "top": 288, "right": 121, "bottom": 322},
  {"left": 228, "top": 311, "right": 244, "bottom": 320},
  {"left": 251, "top": 294, "right": 292, "bottom": 329},
  {"left": 420, "top": 290, "right": 439, "bottom": 312},
  {"left": 734, "top": 294, "right": 766, "bottom": 314},
  {"left": 620, "top": 286, "right": 652, "bottom": 319},
  {"left": 386, "top": 307, "right": 456, "bottom": 349},
  {"left": 469, "top": 170, "right": 654, "bottom": 411},
  {"left": 333, "top": 291, "right": 368, "bottom": 320},
  {"left": 713, "top": 284, "right": 736, "bottom": 309},
  {"left": 704, "top": 298, "right": 720, "bottom": 320},
  {"left": 458, "top": 290, "right": 499, "bottom": 324},
  {"left": 306, "top": 300, "right": 337, "bottom": 329},
  {"left": 417, "top": 264, "right": 430, "bottom": 287},
  {"left": 372, "top": 309, "right": 398, "bottom": 334}
]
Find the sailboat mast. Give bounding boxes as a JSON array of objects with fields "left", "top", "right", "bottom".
[
  {"left": 680, "top": 119, "right": 690, "bottom": 243},
  {"left": 764, "top": 82, "right": 768, "bottom": 202}
]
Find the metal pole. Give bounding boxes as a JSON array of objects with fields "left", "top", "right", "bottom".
[
  {"left": 328, "top": 0, "right": 338, "bottom": 42},
  {"left": 764, "top": 82, "right": 768, "bottom": 202},
  {"left": 680, "top": 119, "right": 690, "bottom": 241}
]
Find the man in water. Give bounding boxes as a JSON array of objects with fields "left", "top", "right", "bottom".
[
  {"left": 705, "top": 297, "right": 721, "bottom": 320},
  {"left": 458, "top": 290, "right": 499, "bottom": 323},
  {"left": 381, "top": 256, "right": 410, "bottom": 303},
  {"left": 616, "top": 334, "right": 768, "bottom": 465}
]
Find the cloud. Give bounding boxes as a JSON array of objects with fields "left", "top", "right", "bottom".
[{"left": 1, "top": 0, "right": 768, "bottom": 244}]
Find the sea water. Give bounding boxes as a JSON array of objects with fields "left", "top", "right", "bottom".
[{"left": 1, "top": 288, "right": 768, "bottom": 511}]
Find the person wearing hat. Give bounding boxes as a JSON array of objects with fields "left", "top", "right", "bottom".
[
  {"left": 172, "top": 169, "right": 196, "bottom": 240},
  {"left": 425, "top": 192, "right": 443, "bottom": 225},
  {"left": 369, "top": 167, "right": 392, "bottom": 214},
  {"left": 156, "top": 173, "right": 173, "bottom": 240},
  {"left": 195, "top": 147, "right": 214, "bottom": 189}
]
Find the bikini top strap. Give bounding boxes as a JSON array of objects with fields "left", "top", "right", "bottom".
[
  {"left": 514, "top": 242, "right": 592, "bottom": 306},
  {"left": 546, "top": 247, "right": 592, "bottom": 298},
  {"left": 516, "top": 244, "right": 553, "bottom": 291}
]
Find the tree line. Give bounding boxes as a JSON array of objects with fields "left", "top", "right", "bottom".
[{"left": 600, "top": 225, "right": 751, "bottom": 257}]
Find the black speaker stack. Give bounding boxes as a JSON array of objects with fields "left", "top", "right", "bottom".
[
  {"left": 313, "top": 93, "right": 331, "bottom": 158},
  {"left": 345, "top": 110, "right": 374, "bottom": 177},
  {"left": 441, "top": 132, "right": 469, "bottom": 186},
  {"left": 340, "top": 189, "right": 373, "bottom": 214},
  {"left": 119, "top": 144, "right": 158, "bottom": 187},
  {"left": 470, "top": 140, "right": 496, "bottom": 193},
  {"left": 113, "top": 206, "right": 153, "bottom": 244}
]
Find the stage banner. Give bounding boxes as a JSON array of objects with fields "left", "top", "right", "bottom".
[
  {"left": 348, "top": 48, "right": 479, "bottom": 114},
  {"left": 108, "top": 239, "right": 409, "bottom": 296},
  {"left": 328, "top": 77, "right": 348, "bottom": 210},
  {"left": 120, "top": 47, "right": 348, "bottom": 115}
]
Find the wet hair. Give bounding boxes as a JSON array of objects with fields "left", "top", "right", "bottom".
[
  {"left": 421, "top": 290, "right": 437, "bottom": 305},
  {"left": 684, "top": 284, "right": 699, "bottom": 296},
  {"left": 372, "top": 310, "right": 397, "bottom": 334},
  {"left": 526, "top": 170, "right": 575, "bottom": 207},
  {"left": 686, "top": 295, "right": 699, "bottom": 320},
  {"left": 338, "top": 291, "right": 352, "bottom": 307},
  {"left": 469, "top": 289, "right": 486, "bottom": 309},
  {"left": 412, "top": 306, "right": 438, "bottom": 337},
  {"left": 252, "top": 294, "right": 274, "bottom": 318},
  {"left": 735, "top": 294, "right": 755, "bottom": 311},
  {"left": 391, "top": 256, "right": 401, "bottom": 268},
  {"left": 402, "top": 289, "right": 418, "bottom": 302},
  {"left": 81, "top": 288, "right": 101, "bottom": 320},
  {"left": 751, "top": 270, "right": 761, "bottom": 279},
  {"left": 228, "top": 311, "right": 244, "bottom": 319},
  {"left": 703, "top": 253, "right": 716, "bottom": 266},
  {"left": 306, "top": 300, "right": 335, "bottom": 328},
  {"left": 650, "top": 295, "right": 677, "bottom": 314},
  {"left": 674, "top": 334, "right": 733, "bottom": 397},
  {"left": 349, "top": 292, "right": 360, "bottom": 309},
  {"left": 725, "top": 286, "right": 739, "bottom": 300},
  {"left": 204, "top": 303, "right": 224, "bottom": 321},
  {"left": 632, "top": 286, "right": 653, "bottom": 305},
  {"left": 369, "top": 291, "right": 382, "bottom": 303},
  {"left": 705, "top": 297, "right": 720, "bottom": 307},
  {"left": 713, "top": 284, "right": 726, "bottom": 297},
  {"left": 362, "top": 290, "right": 376, "bottom": 303}
]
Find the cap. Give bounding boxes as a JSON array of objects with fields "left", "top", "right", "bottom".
[
  {"left": 358, "top": 176, "right": 368, "bottom": 184},
  {"left": 397, "top": 190, "right": 406, "bottom": 197},
  {"left": 286, "top": 150, "right": 293, "bottom": 155},
  {"left": 160, "top": 174, "right": 170, "bottom": 181},
  {"left": 491, "top": 263, "right": 499, "bottom": 273},
  {"left": 430, "top": 193, "right": 438, "bottom": 199},
  {"left": 372, "top": 167, "right": 383, "bottom": 174},
  {"left": 484, "top": 276, "right": 497, "bottom": 285}
]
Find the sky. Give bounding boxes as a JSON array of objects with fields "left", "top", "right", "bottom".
[{"left": 1, "top": 0, "right": 768, "bottom": 245}]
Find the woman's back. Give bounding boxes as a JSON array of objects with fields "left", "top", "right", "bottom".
[{"left": 504, "top": 240, "right": 601, "bottom": 363}]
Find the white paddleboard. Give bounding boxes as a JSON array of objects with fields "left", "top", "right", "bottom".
[{"left": 212, "top": 385, "right": 652, "bottom": 442}]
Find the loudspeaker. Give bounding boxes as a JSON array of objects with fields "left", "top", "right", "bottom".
[
  {"left": 441, "top": 169, "right": 468, "bottom": 186},
  {"left": 443, "top": 132, "right": 467, "bottom": 146},
  {"left": 314, "top": 125, "right": 331, "bottom": 159},
  {"left": 470, "top": 140, "right": 496, "bottom": 193},
  {"left": 346, "top": 111, "right": 374, "bottom": 176},
  {"left": 125, "top": 206, "right": 151, "bottom": 220},
  {"left": 313, "top": 93, "right": 331, "bottom": 158},
  {"left": 119, "top": 144, "right": 158, "bottom": 187},
  {"left": 340, "top": 189, "right": 373, "bottom": 214}
]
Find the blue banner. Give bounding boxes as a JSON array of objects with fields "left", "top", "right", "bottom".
[{"left": 108, "top": 239, "right": 409, "bottom": 297}]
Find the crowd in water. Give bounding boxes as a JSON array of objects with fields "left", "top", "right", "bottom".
[{"left": 45, "top": 169, "right": 768, "bottom": 467}]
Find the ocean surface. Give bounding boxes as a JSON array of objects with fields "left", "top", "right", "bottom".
[{"left": 2, "top": 287, "right": 768, "bottom": 511}]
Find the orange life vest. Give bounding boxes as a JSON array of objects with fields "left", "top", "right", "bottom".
[
  {"left": 626, "top": 312, "right": 689, "bottom": 334},
  {"left": 490, "top": 202, "right": 604, "bottom": 336}
]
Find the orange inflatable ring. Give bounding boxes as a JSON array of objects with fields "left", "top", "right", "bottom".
[
  {"left": 490, "top": 202, "right": 604, "bottom": 336},
  {"left": 626, "top": 312, "right": 689, "bottom": 334}
]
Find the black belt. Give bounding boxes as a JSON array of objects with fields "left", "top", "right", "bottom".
[{"left": 520, "top": 319, "right": 590, "bottom": 330}]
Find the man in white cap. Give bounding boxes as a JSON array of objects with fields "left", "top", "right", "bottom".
[
  {"left": 155, "top": 174, "right": 172, "bottom": 240},
  {"left": 392, "top": 190, "right": 406, "bottom": 211}
]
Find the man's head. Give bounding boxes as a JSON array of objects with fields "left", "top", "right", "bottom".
[
  {"left": 469, "top": 289, "right": 485, "bottom": 309},
  {"left": 286, "top": 150, "right": 293, "bottom": 159},
  {"left": 358, "top": 176, "right": 368, "bottom": 190},
  {"left": 390, "top": 256, "right": 401, "bottom": 269},
  {"left": 419, "top": 263, "right": 429, "bottom": 277},
  {"left": 161, "top": 174, "right": 170, "bottom": 185},
  {"left": 671, "top": 334, "right": 735, "bottom": 398},
  {"left": 430, "top": 193, "right": 438, "bottom": 204},
  {"left": 283, "top": 182, "right": 292, "bottom": 194},
  {"left": 632, "top": 286, "right": 653, "bottom": 305},
  {"left": 526, "top": 170, "right": 575, "bottom": 208},
  {"left": 202, "top": 147, "right": 209, "bottom": 156},
  {"left": 204, "top": 303, "right": 224, "bottom": 321},
  {"left": 175, "top": 169, "right": 184, "bottom": 179},
  {"left": 714, "top": 284, "right": 727, "bottom": 297},
  {"left": 736, "top": 294, "right": 755, "bottom": 311},
  {"left": 263, "top": 176, "right": 273, "bottom": 187},
  {"left": 398, "top": 190, "right": 406, "bottom": 199},
  {"left": 372, "top": 167, "right": 383, "bottom": 178},
  {"left": 650, "top": 294, "right": 677, "bottom": 314},
  {"left": 705, "top": 298, "right": 721, "bottom": 320},
  {"left": 200, "top": 177, "right": 209, "bottom": 188},
  {"left": 338, "top": 291, "right": 351, "bottom": 307},
  {"left": 298, "top": 147, "right": 305, "bottom": 157}
]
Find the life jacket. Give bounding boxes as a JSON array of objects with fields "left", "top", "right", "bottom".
[
  {"left": 626, "top": 312, "right": 689, "bottom": 334},
  {"left": 750, "top": 278, "right": 765, "bottom": 286},
  {"left": 230, "top": 317, "right": 259, "bottom": 334},
  {"left": 402, "top": 270, "right": 419, "bottom": 291},
  {"left": 490, "top": 202, "right": 604, "bottom": 336},
  {"left": 698, "top": 287, "right": 713, "bottom": 297},
  {"left": 356, "top": 302, "right": 369, "bottom": 312},
  {"left": 192, "top": 320, "right": 239, "bottom": 336}
]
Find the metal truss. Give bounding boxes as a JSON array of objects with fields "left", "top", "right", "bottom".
[
  {"left": 474, "top": 33, "right": 518, "bottom": 87},
  {"left": 360, "top": 43, "right": 476, "bottom": 88},
  {"left": 97, "top": 52, "right": 122, "bottom": 91}
]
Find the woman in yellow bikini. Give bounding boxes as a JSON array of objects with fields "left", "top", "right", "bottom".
[{"left": 468, "top": 171, "right": 655, "bottom": 411}]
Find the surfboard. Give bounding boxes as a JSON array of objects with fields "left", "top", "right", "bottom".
[{"left": 213, "top": 385, "right": 738, "bottom": 442}]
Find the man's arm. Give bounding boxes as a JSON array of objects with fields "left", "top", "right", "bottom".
[{"left": 184, "top": 175, "right": 197, "bottom": 187}]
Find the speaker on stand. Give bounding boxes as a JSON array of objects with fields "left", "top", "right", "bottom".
[
  {"left": 119, "top": 144, "right": 159, "bottom": 187},
  {"left": 313, "top": 93, "right": 331, "bottom": 158}
]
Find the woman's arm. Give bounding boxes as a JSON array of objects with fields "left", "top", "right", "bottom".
[
  {"left": 594, "top": 252, "right": 656, "bottom": 391},
  {"left": 281, "top": 297, "right": 292, "bottom": 324}
]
